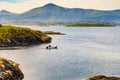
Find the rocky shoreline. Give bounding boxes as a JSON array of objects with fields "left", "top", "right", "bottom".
[
  {"left": 43, "top": 31, "right": 65, "bottom": 35},
  {"left": 0, "top": 57, "right": 24, "bottom": 80},
  {"left": 0, "top": 24, "right": 52, "bottom": 47},
  {"left": 87, "top": 75, "right": 120, "bottom": 80}
]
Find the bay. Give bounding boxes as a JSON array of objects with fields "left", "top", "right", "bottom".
[{"left": 0, "top": 26, "right": 120, "bottom": 80}]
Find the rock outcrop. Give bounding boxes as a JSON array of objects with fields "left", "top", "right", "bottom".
[
  {"left": 87, "top": 75, "right": 120, "bottom": 80},
  {"left": 0, "top": 57, "right": 24, "bottom": 80},
  {"left": 43, "top": 31, "right": 65, "bottom": 35},
  {"left": 0, "top": 24, "right": 2, "bottom": 27}
]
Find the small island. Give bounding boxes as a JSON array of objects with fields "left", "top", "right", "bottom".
[
  {"left": 66, "top": 22, "right": 116, "bottom": 27},
  {"left": 7, "top": 22, "right": 117, "bottom": 27},
  {"left": 0, "top": 57, "right": 24, "bottom": 80},
  {"left": 43, "top": 31, "right": 65, "bottom": 35},
  {"left": 87, "top": 75, "right": 120, "bottom": 80},
  {"left": 0, "top": 24, "right": 52, "bottom": 47}
]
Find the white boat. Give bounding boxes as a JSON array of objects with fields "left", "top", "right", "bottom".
[{"left": 46, "top": 46, "right": 57, "bottom": 49}]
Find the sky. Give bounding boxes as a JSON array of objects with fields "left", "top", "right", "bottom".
[{"left": 0, "top": 0, "right": 120, "bottom": 13}]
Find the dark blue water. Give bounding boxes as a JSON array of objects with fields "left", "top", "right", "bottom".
[{"left": 0, "top": 26, "right": 120, "bottom": 80}]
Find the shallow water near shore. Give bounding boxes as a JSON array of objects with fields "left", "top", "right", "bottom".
[{"left": 0, "top": 26, "right": 120, "bottom": 80}]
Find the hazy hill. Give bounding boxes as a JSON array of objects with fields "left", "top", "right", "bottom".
[
  {"left": 0, "top": 10, "right": 18, "bottom": 23},
  {"left": 0, "top": 3, "right": 120, "bottom": 22}
]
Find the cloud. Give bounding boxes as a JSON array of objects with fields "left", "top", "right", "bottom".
[{"left": 0, "top": 0, "right": 24, "bottom": 3}]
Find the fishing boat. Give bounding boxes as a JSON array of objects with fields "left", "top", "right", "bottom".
[{"left": 46, "top": 45, "right": 57, "bottom": 49}]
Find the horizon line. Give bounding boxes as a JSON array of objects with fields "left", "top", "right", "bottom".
[{"left": 0, "top": 3, "right": 120, "bottom": 14}]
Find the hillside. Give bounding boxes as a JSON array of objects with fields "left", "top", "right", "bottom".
[
  {"left": 0, "top": 3, "right": 120, "bottom": 22},
  {"left": 0, "top": 10, "right": 17, "bottom": 23},
  {"left": 0, "top": 24, "right": 51, "bottom": 46},
  {"left": 19, "top": 3, "right": 120, "bottom": 22}
]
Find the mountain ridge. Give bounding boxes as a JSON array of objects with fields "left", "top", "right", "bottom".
[{"left": 0, "top": 3, "right": 120, "bottom": 22}]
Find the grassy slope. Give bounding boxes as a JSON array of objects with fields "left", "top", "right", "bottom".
[{"left": 0, "top": 25, "right": 51, "bottom": 46}]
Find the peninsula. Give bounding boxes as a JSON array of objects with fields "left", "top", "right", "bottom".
[{"left": 0, "top": 24, "right": 52, "bottom": 47}]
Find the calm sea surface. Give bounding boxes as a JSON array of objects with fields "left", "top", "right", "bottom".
[{"left": 0, "top": 26, "right": 120, "bottom": 80}]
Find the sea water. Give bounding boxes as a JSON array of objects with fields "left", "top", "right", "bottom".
[{"left": 0, "top": 26, "right": 120, "bottom": 80}]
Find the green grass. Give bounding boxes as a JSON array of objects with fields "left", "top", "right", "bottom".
[
  {"left": 66, "top": 22, "right": 116, "bottom": 27},
  {"left": 43, "top": 31, "right": 65, "bottom": 35},
  {"left": 9, "top": 22, "right": 66, "bottom": 26},
  {"left": 0, "top": 25, "right": 51, "bottom": 46}
]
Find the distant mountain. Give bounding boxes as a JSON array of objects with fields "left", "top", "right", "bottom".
[
  {"left": 0, "top": 3, "right": 120, "bottom": 22},
  {"left": 19, "top": 3, "right": 68, "bottom": 22},
  {"left": 0, "top": 10, "right": 17, "bottom": 23},
  {"left": 0, "top": 10, "right": 11, "bottom": 13}
]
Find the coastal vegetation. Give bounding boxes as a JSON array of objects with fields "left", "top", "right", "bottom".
[
  {"left": 0, "top": 24, "right": 51, "bottom": 46},
  {"left": 7, "top": 21, "right": 117, "bottom": 27},
  {"left": 66, "top": 22, "right": 116, "bottom": 27},
  {"left": 43, "top": 31, "right": 65, "bottom": 35},
  {"left": 7, "top": 22, "right": 66, "bottom": 26}
]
